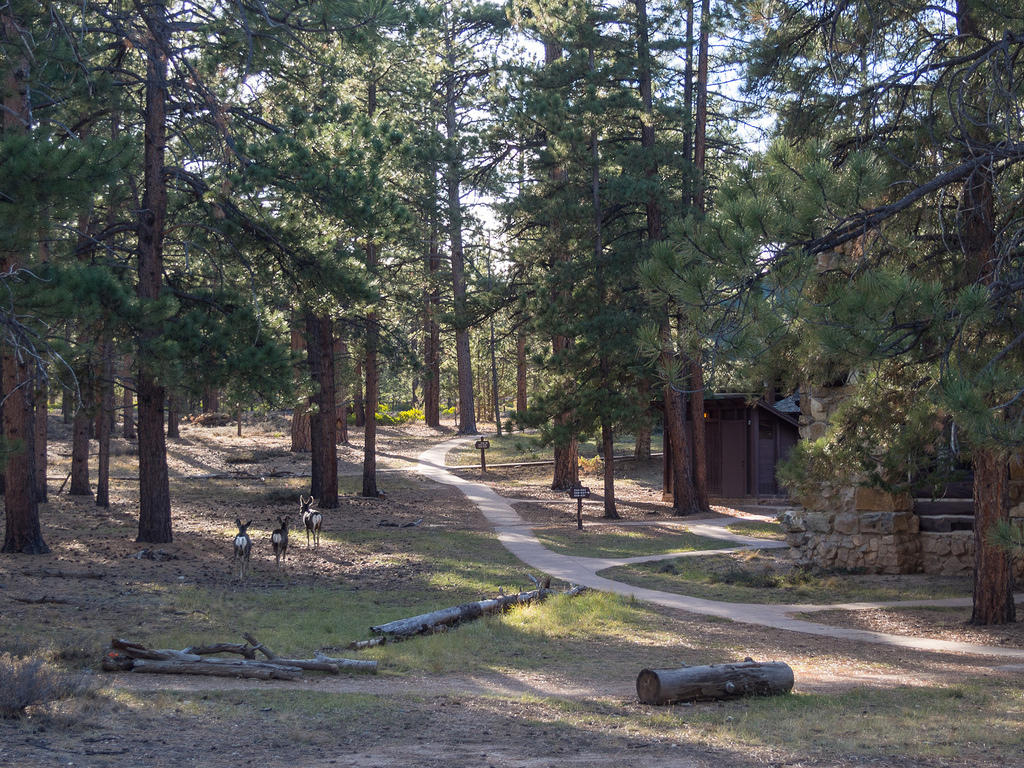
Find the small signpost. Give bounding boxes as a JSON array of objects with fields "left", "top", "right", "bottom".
[
  {"left": 568, "top": 485, "right": 590, "bottom": 530},
  {"left": 474, "top": 437, "right": 490, "bottom": 473}
]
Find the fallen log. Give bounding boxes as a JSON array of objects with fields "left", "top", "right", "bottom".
[
  {"left": 103, "top": 636, "right": 376, "bottom": 679},
  {"left": 370, "top": 584, "right": 586, "bottom": 639},
  {"left": 347, "top": 636, "right": 387, "bottom": 651},
  {"left": 636, "top": 660, "right": 794, "bottom": 705},
  {"left": 182, "top": 642, "right": 256, "bottom": 659},
  {"left": 127, "top": 658, "right": 302, "bottom": 681},
  {"left": 243, "top": 633, "right": 377, "bottom": 674}
]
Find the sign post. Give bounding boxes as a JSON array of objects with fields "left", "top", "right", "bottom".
[
  {"left": 568, "top": 485, "right": 590, "bottom": 530},
  {"left": 474, "top": 438, "right": 490, "bottom": 474}
]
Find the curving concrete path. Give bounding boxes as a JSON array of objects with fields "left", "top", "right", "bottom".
[{"left": 418, "top": 436, "right": 1024, "bottom": 661}]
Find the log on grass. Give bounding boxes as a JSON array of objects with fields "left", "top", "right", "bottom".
[
  {"left": 183, "top": 642, "right": 256, "bottom": 659},
  {"left": 129, "top": 658, "right": 302, "bottom": 681},
  {"left": 369, "top": 584, "right": 586, "bottom": 639},
  {"left": 636, "top": 661, "right": 794, "bottom": 705},
  {"left": 242, "top": 633, "right": 377, "bottom": 674}
]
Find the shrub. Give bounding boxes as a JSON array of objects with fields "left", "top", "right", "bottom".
[
  {"left": 0, "top": 654, "right": 88, "bottom": 718},
  {"left": 375, "top": 406, "right": 424, "bottom": 425}
]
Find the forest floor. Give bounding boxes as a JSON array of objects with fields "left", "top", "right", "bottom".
[{"left": 0, "top": 415, "right": 1021, "bottom": 767}]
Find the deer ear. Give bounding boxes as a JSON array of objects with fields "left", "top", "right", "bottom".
[
  {"left": 245, "top": 520, "right": 252, "bottom": 527},
  {"left": 235, "top": 517, "right": 242, "bottom": 527}
]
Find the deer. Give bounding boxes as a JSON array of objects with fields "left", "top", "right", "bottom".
[
  {"left": 233, "top": 518, "right": 253, "bottom": 579},
  {"left": 270, "top": 516, "right": 290, "bottom": 567},
  {"left": 300, "top": 495, "right": 322, "bottom": 548}
]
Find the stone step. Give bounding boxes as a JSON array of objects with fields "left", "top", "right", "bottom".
[{"left": 919, "top": 515, "right": 974, "bottom": 533}]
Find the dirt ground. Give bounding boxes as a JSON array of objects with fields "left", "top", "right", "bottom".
[{"left": 1, "top": 416, "right": 1022, "bottom": 768}]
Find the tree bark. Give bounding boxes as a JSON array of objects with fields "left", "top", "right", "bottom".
[
  {"left": 601, "top": 421, "right": 619, "bottom": 519},
  {"left": 353, "top": 360, "right": 365, "bottom": 427},
  {"left": 135, "top": 0, "right": 172, "bottom": 544},
  {"left": 444, "top": 20, "right": 476, "bottom": 435},
  {"left": 634, "top": 378, "right": 652, "bottom": 459},
  {"left": 335, "top": 336, "right": 349, "bottom": 445},
  {"left": 0, "top": 5, "right": 46, "bottom": 554},
  {"left": 516, "top": 330, "right": 528, "bottom": 418},
  {"left": 424, "top": 180, "right": 442, "bottom": 429},
  {"left": 202, "top": 387, "right": 219, "bottom": 414},
  {"left": 970, "top": 448, "right": 1015, "bottom": 625},
  {"left": 688, "top": 356, "right": 710, "bottom": 511},
  {"left": 362, "top": 241, "right": 380, "bottom": 497},
  {"left": 95, "top": 338, "right": 113, "bottom": 508},
  {"left": 693, "top": 0, "right": 711, "bottom": 213},
  {"left": 305, "top": 313, "right": 338, "bottom": 508},
  {"left": 362, "top": 74, "right": 380, "bottom": 496},
  {"left": 166, "top": 391, "right": 180, "bottom": 438},
  {"left": 636, "top": 661, "right": 794, "bottom": 705},
  {"left": 289, "top": 319, "right": 311, "bottom": 452},
  {"left": 70, "top": 406, "right": 93, "bottom": 496}
]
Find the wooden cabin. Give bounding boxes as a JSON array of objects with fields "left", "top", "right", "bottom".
[{"left": 684, "top": 394, "right": 800, "bottom": 498}]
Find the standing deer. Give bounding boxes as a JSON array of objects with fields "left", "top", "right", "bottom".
[
  {"left": 233, "top": 518, "right": 253, "bottom": 579},
  {"left": 271, "top": 516, "right": 290, "bottom": 567},
  {"left": 300, "top": 495, "right": 322, "bottom": 548}
]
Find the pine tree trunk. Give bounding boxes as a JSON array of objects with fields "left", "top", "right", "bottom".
[
  {"left": 202, "top": 387, "right": 219, "bottom": 414},
  {"left": 62, "top": 387, "right": 73, "bottom": 424},
  {"left": 362, "top": 225, "right": 379, "bottom": 498},
  {"left": 688, "top": 356, "right": 710, "bottom": 511},
  {"left": 135, "top": 0, "right": 172, "bottom": 544},
  {"left": 362, "top": 321, "right": 379, "bottom": 498},
  {"left": 2, "top": 345, "right": 46, "bottom": 553},
  {"left": 970, "top": 448, "right": 1015, "bottom": 625},
  {"left": 96, "top": 338, "right": 113, "bottom": 508},
  {"left": 335, "top": 336, "right": 349, "bottom": 445},
  {"left": 634, "top": 378, "right": 652, "bottom": 459},
  {"left": 662, "top": 425, "right": 673, "bottom": 501},
  {"left": 353, "top": 360, "right": 365, "bottom": 428},
  {"left": 166, "top": 392, "right": 180, "bottom": 438},
  {"left": 70, "top": 407, "right": 93, "bottom": 496},
  {"left": 955, "top": 0, "right": 1013, "bottom": 625},
  {"left": 516, "top": 330, "right": 527, "bottom": 418},
  {"left": 602, "top": 421, "right": 619, "bottom": 519},
  {"left": 0, "top": 6, "right": 46, "bottom": 554},
  {"left": 693, "top": 0, "right": 711, "bottom": 212},
  {"left": 424, "top": 212, "right": 441, "bottom": 428},
  {"left": 306, "top": 313, "right": 338, "bottom": 507},
  {"left": 289, "top": 318, "right": 311, "bottom": 452},
  {"left": 445, "top": 20, "right": 476, "bottom": 436}
]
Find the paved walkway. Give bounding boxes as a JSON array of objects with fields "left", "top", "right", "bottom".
[{"left": 418, "top": 436, "right": 1024, "bottom": 661}]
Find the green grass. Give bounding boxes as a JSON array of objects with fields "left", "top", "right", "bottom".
[
  {"left": 447, "top": 432, "right": 663, "bottom": 466},
  {"left": 599, "top": 551, "right": 974, "bottom": 604},
  {"left": 725, "top": 520, "right": 785, "bottom": 540},
  {"left": 532, "top": 526, "right": 732, "bottom": 559}
]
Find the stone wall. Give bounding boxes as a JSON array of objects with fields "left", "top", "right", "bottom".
[
  {"left": 920, "top": 530, "right": 1024, "bottom": 579},
  {"left": 780, "top": 501, "right": 921, "bottom": 575}
]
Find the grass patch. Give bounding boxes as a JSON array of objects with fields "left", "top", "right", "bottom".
[
  {"left": 600, "top": 551, "right": 973, "bottom": 604},
  {"left": 533, "top": 526, "right": 731, "bottom": 559},
  {"left": 725, "top": 520, "right": 785, "bottom": 540}
]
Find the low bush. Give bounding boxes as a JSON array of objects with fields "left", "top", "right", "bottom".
[{"left": 0, "top": 653, "right": 89, "bottom": 718}]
